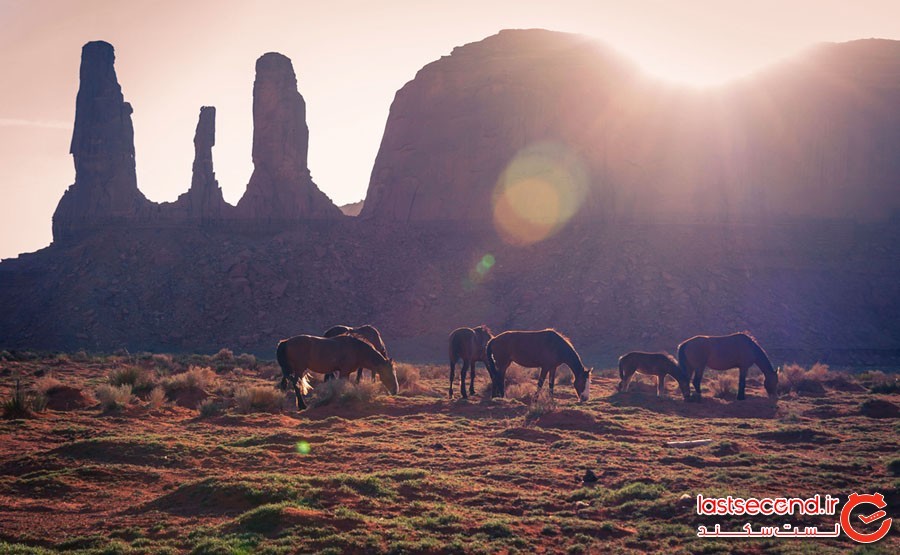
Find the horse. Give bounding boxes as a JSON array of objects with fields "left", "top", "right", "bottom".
[
  {"left": 276, "top": 334, "right": 399, "bottom": 410},
  {"left": 322, "top": 324, "right": 389, "bottom": 383},
  {"left": 676, "top": 332, "right": 778, "bottom": 401},
  {"left": 448, "top": 325, "right": 493, "bottom": 399},
  {"left": 486, "top": 329, "right": 591, "bottom": 402},
  {"left": 617, "top": 351, "right": 691, "bottom": 400}
]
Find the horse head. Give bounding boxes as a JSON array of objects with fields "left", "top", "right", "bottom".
[
  {"left": 575, "top": 367, "right": 592, "bottom": 402},
  {"left": 377, "top": 358, "right": 399, "bottom": 395},
  {"left": 764, "top": 372, "right": 779, "bottom": 400}
]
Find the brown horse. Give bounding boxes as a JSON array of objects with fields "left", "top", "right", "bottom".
[
  {"left": 617, "top": 351, "right": 691, "bottom": 400},
  {"left": 276, "top": 334, "right": 399, "bottom": 410},
  {"left": 448, "top": 325, "right": 493, "bottom": 399},
  {"left": 486, "top": 329, "right": 591, "bottom": 402},
  {"left": 323, "top": 324, "right": 389, "bottom": 383},
  {"left": 677, "top": 332, "right": 778, "bottom": 401}
]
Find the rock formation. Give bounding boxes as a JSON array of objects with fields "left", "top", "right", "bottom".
[
  {"left": 171, "top": 106, "right": 231, "bottom": 222},
  {"left": 361, "top": 30, "right": 900, "bottom": 224},
  {"left": 236, "top": 53, "right": 342, "bottom": 221},
  {"left": 53, "top": 41, "right": 150, "bottom": 239}
]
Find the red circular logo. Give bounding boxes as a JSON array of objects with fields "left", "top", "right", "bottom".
[{"left": 841, "top": 492, "right": 892, "bottom": 543}]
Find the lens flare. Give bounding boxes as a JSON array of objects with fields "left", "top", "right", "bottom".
[
  {"left": 295, "top": 440, "right": 311, "bottom": 455},
  {"left": 492, "top": 142, "right": 589, "bottom": 246}
]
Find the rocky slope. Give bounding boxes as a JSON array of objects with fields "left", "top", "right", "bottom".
[{"left": 361, "top": 30, "right": 900, "bottom": 224}]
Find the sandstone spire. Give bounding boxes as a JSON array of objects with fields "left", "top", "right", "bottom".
[
  {"left": 236, "top": 52, "right": 341, "bottom": 221},
  {"left": 173, "top": 106, "right": 229, "bottom": 221},
  {"left": 53, "top": 41, "right": 149, "bottom": 239}
]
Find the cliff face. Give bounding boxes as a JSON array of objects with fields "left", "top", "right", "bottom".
[
  {"left": 169, "top": 106, "right": 232, "bottom": 222},
  {"left": 52, "top": 41, "right": 151, "bottom": 239},
  {"left": 361, "top": 30, "right": 900, "bottom": 224},
  {"left": 235, "top": 53, "right": 343, "bottom": 221}
]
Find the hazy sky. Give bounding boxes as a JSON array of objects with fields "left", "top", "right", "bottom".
[{"left": 1, "top": 0, "right": 898, "bottom": 259}]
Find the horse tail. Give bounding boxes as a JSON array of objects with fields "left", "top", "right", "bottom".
[
  {"left": 297, "top": 374, "right": 311, "bottom": 396},
  {"left": 618, "top": 355, "right": 626, "bottom": 382},
  {"left": 486, "top": 340, "right": 498, "bottom": 382},
  {"left": 276, "top": 340, "right": 291, "bottom": 390},
  {"left": 677, "top": 342, "right": 690, "bottom": 379}
]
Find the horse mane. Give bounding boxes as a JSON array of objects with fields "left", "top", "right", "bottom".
[
  {"left": 476, "top": 324, "right": 493, "bottom": 336},
  {"left": 344, "top": 333, "right": 388, "bottom": 362},
  {"left": 738, "top": 330, "right": 758, "bottom": 342},
  {"left": 545, "top": 329, "right": 587, "bottom": 374}
]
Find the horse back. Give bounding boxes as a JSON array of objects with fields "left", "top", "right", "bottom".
[
  {"left": 449, "top": 327, "right": 477, "bottom": 361},
  {"left": 353, "top": 325, "right": 388, "bottom": 357},
  {"left": 491, "top": 329, "right": 573, "bottom": 368},
  {"left": 680, "top": 333, "right": 763, "bottom": 369},
  {"left": 620, "top": 351, "right": 678, "bottom": 376}
]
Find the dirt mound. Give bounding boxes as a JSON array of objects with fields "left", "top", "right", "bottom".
[
  {"left": 500, "top": 427, "right": 563, "bottom": 444},
  {"left": 44, "top": 385, "right": 93, "bottom": 411},
  {"left": 859, "top": 398, "right": 900, "bottom": 419},
  {"left": 754, "top": 428, "right": 839, "bottom": 444},
  {"left": 531, "top": 409, "right": 599, "bottom": 433}
]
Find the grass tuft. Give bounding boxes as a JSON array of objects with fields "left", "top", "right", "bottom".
[{"left": 234, "top": 386, "right": 285, "bottom": 414}]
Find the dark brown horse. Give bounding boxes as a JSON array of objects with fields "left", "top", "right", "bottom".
[
  {"left": 323, "top": 324, "right": 388, "bottom": 383},
  {"left": 486, "top": 329, "right": 591, "bottom": 402},
  {"left": 677, "top": 332, "right": 778, "bottom": 401},
  {"left": 276, "top": 334, "right": 399, "bottom": 410},
  {"left": 617, "top": 351, "right": 691, "bottom": 400},
  {"left": 448, "top": 325, "right": 493, "bottom": 399}
]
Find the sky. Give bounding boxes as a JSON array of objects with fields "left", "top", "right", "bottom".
[{"left": 1, "top": 0, "right": 898, "bottom": 259}]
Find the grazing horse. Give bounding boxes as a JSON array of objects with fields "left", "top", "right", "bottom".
[
  {"left": 448, "top": 325, "right": 493, "bottom": 399},
  {"left": 677, "top": 332, "right": 778, "bottom": 401},
  {"left": 323, "top": 324, "right": 389, "bottom": 383},
  {"left": 276, "top": 334, "right": 399, "bottom": 410},
  {"left": 486, "top": 329, "right": 591, "bottom": 402},
  {"left": 617, "top": 351, "right": 691, "bottom": 400}
]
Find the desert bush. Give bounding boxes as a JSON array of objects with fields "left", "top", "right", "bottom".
[
  {"left": 197, "top": 398, "right": 226, "bottom": 418},
  {"left": 395, "top": 363, "right": 432, "bottom": 396},
  {"left": 108, "top": 366, "right": 156, "bottom": 395},
  {"left": 213, "top": 348, "right": 235, "bottom": 361},
  {"left": 71, "top": 349, "right": 92, "bottom": 363},
  {"left": 147, "top": 386, "right": 167, "bottom": 410},
  {"left": 419, "top": 364, "right": 446, "bottom": 379},
  {"left": 33, "top": 374, "right": 64, "bottom": 395},
  {"left": 505, "top": 382, "right": 537, "bottom": 402},
  {"left": 235, "top": 353, "right": 257, "bottom": 369},
  {"left": 310, "top": 379, "right": 380, "bottom": 408},
  {"left": 858, "top": 370, "right": 900, "bottom": 394},
  {"left": 711, "top": 373, "right": 738, "bottom": 399},
  {"left": 151, "top": 353, "right": 175, "bottom": 372},
  {"left": 163, "top": 366, "right": 218, "bottom": 395},
  {"left": 525, "top": 389, "right": 557, "bottom": 421},
  {"left": 95, "top": 384, "right": 133, "bottom": 411},
  {"left": 2, "top": 381, "right": 47, "bottom": 418},
  {"left": 557, "top": 367, "right": 574, "bottom": 386},
  {"left": 234, "top": 386, "right": 285, "bottom": 414},
  {"left": 779, "top": 363, "right": 830, "bottom": 395}
]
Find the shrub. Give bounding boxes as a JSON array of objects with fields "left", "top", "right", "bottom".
[
  {"left": 395, "top": 363, "right": 431, "bottom": 396},
  {"left": 163, "top": 366, "right": 218, "bottom": 395},
  {"left": 147, "top": 386, "right": 167, "bottom": 410},
  {"left": 213, "top": 348, "right": 234, "bottom": 361},
  {"left": 235, "top": 353, "right": 257, "bottom": 369},
  {"left": 197, "top": 398, "right": 225, "bottom": 418},
  {"left": 711, "top": 373, "right": 738, "bottom": 399},
  {"left": 95, "top": 384, "right": 133, "bottom": 412},
  {"left": 234, "top": 386, "right": 285, "bottom": 414},
  {"left": 2, "top": 381, "right": 47, "bottom": 418},
  {"left": 310, "top": 379, "right": 380, "bottom": 408},
  {"left": 33, "top": 374, "right": 64, "bottom": 395},
  {"left": 557, "top": 367, "right": 574, "bottom": 385},
  {"left": 151, "top": 353, "right": 175, "bottom": 372},
  {"left": 108, "top": 366, "right": 156, "bottom": 395},
  {"left": 525, "top": 389, "right": 557, "bottom": 421},
  {"left": 505, "top": 382, "right": 537, "bottom": 402},
  {"left": 779, "top": 363, "right": 830, "bottom": 395}
]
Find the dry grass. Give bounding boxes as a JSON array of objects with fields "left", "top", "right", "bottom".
[
  {"left": 710, "top": 373, "right": 738, "bottom": 399},
  {"left": 234, "top": 386, "right": 285, "bottom": 414},
  {"left": 108, "top": 366, "right": 157, "bottom": 395},
  {"left": 162, "top": 366, "right": 218, "bottom": 395},
  {"left": 2, "top": 381, "right": 46, "bottom": 418},
  {"left": 95, "top": 384, "right": 133, "bottom": 412},
  {"left": 310, "top": 379, "right": 381, "bottom": 408},
  {"left": 418, "top": 363, "right": 447, "bottom": 379},
  {"left": 33, "top": 374, "right": 64, "bottom": 395},
  {"left": 779, "top": 363, "right": 829, "bottom": 395},
  {"left": 147, "top": 386, "right": 167, "bottom": 410},
  {"left": 505, "top": 382, "right": 537, "bottom": 402},
  {"left": 395, "top": 363, "right": 433, "bottom": 396}
]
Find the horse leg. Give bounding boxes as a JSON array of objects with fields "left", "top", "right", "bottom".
[
  {"left": 657, "top": 374, "right": 667, "bottom": 398},
  {"left": 549, "top": 366, "right": 558, "bottom": 397},
  {"left": 449, "top": 358, "right": 456, "bottom": 398},
  {"left": 460, "top": 360, "right": 470, "bottom": 399},
  {"left": 469, "top": 362, "right": 477, "bottom": 396},
  {"left": 692, "top": 366, "right": 705, "bottom": 401},
  {"left": 619, "top": 368, "right": 634, "bottom": 392},
  {"left": 496, "top": 360, "right": 511, "bottom": 398},
  {"left": 356, "top": 368, "right": 363, "bottom": 384},
  {"left": 293, "top": 378, "right": 306, "bottom": 411},
  {"left": 534, "top": 366, "right": 551, "bottom": 399},
  {"left": 737, "top": 366, "right": 748, "bottom": 401}
]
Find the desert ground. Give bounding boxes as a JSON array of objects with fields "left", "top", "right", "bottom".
[{"left": 0, "top": 351, "right": 897, "bottom": 554}]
